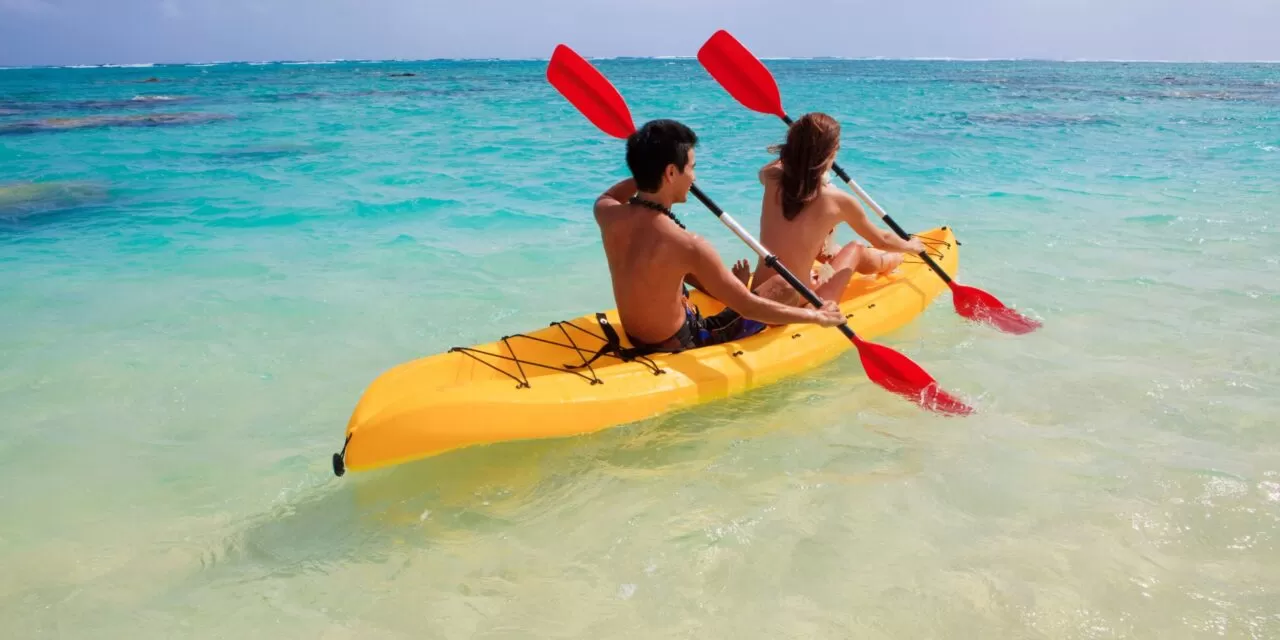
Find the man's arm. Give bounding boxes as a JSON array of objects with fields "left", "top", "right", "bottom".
[
  {"left": 594, "top": 178, "right": 637, "bottom": 217},
  {"left": 836, "top": 190, "right": 924, "bottom": 254},
  {"left": 686, "top": 236, "right": 844, "bottom": 327}
]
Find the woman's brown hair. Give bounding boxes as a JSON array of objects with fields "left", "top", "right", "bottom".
[{"left": 772, "top": 113, "right": 840, "bottom": 220}]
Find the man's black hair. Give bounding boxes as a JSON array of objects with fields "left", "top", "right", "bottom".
[{"left": 625, "top": 119, "right": 697, "bottom": 192}]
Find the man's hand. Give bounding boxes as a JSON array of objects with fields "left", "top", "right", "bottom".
[{"left": 810, "top": 300, "right": 845, "bottom": 327}]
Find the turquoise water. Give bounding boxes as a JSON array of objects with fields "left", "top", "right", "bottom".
[{"left": 2, "top": 59, "right": 1278, "bottom": 637}]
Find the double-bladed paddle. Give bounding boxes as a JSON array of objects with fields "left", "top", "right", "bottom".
[
  {"left": 547, "top": 44, "right": 973, "bottom": 415},
  {"left": 697, "top": 29, "right": 1042, "bottom": 335}
]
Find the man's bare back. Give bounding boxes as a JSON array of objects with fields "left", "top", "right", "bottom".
[{"left": 595, "top": 190, "right": 696, "bottom": 345}]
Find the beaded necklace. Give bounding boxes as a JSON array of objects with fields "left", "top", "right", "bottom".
[{"left": 629, "top": 196, "right": 686, "bottom": 230}]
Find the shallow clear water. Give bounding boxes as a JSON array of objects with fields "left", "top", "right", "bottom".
[{"left": 1, "top": 59, "right": 1278, "bottom": 638}]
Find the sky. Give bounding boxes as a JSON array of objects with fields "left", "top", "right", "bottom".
[{"left": 1, "top": 0, "right": 1278, "bottom": 67}]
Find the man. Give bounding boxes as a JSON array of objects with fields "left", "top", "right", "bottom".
[
  {"left": 593, "top": 119, "right": 844, "bottom": 353},
  {"left": 751, "top": 113, "right": 926, "bottom": 306}
]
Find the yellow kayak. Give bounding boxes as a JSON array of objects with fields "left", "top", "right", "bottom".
[{"left": 333, "top": 226, "right": 959, "bottom": 475}]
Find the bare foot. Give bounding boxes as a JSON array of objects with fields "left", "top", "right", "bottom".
[
  {"left": 878, "top": 252, "right": 906, "bottom": 275},
  {"left": 856, "top": 248, "right": 906, "bottom": 276},
  {"left": 732, "top": 258, "right": 751, "bottom": 287}
]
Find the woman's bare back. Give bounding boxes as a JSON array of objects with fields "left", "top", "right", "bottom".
[
  {"left": 751, "top": 164, "right": 908, "bottom": 306},
  {"left": 752, "top": 164, "right": 845, "bottom": 287}
]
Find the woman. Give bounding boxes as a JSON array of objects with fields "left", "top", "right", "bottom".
[{"left": 751, "top": 113, "right": 925, "bottom": 306}]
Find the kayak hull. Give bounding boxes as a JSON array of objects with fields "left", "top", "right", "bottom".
[{"left": 340, "top": 226, "right": 959, "bottom": 473}]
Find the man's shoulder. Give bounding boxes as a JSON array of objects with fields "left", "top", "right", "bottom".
[
  {"left": 629, "top": 219, "right": 701, "bottom": 267},
  {"left": 673, "top": 228, "right": 717, "bottom": 268},
  {"left": 593, "top": 198, "right": 632, "bottom": 224}
]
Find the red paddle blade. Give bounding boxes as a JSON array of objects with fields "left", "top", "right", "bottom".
[
  {"left": 546, "top": 44, "right": 636, "bottom": 139},
  {"left": 697, "top": 30, "right": 787, "bottom": 119},
  {"left": 950, "top": 282, "right": 1042, "bottom": 335},
  {"left": 852, "top": 337, "right": 973, "bottom": 416}
]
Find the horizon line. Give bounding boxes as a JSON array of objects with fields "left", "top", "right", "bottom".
[{"left": 3, "top": 55, "right": 1280, "bottom": 70}]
